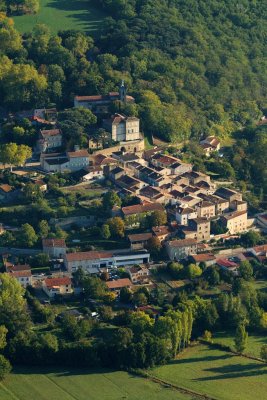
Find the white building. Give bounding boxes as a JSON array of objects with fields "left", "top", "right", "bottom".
[
  {"left": 38, "top": 129, "right": 62, "bottom": 152},
  {"left": 42, "top": 238, "right": 66, "bottom": 259},
  {"left": 64, "top": 249, "right": 150, "bottom": 273},
  {"left": 41, "top": 149, "right": 90, "bottom": 173},
  {"left": 103, "top": 113, "right": 141, "bottom": 142}
]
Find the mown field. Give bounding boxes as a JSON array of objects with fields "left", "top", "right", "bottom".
[
  {"left": 13, "top": 0, "right": 106, "bottom": 34},
  {"left": 0, "top": 368, "right": 191, "bottom": 400},
  {"left": 151, "top": 344, "right": 267, "bottom": 400},
  {"left": 213, "top": 332, "right": 267, "bottom": 359}
]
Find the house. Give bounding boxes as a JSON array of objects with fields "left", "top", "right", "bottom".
[
  {"left": 216, "top": 259, "right": 239, "bottom": 275},
  {"left": 128, "top": 232, "right": 153, "bottom": 250},
  {"left": 150, "top": 153, "right": 192, "bottom": 175},
  {"left": 220, "top": 211, "right": 247, "bottom": 234},
  {"left": 200, "top": 136, "right": 220, "bottom": 155},
  {"left": 128, "top": 265, "right": 150, "bottom": 283},
  {"left": 0, "top": 184, "right": 20, "bottom": 203},
  {"left": 42, "top": 238, "right": 66, "bottom": 258},
  {"left": 64, "top": 249, "right": 150, "bottom": 273},
  {"left": 197, "top": 201, "right": 216, "bottom": 218},
  {"left": 175, "top": 207, "right": 197, "bottom": 225},
  {"left": 31, "top": 179, "right": 47, "bottom": 192},
  {"left": 41, "top": 148, "right": 90, "bottom": 173},
  {"left": 74, "top": 81, "right": 135, "bottom": 114},
  {"left": 103, "top": 113, "right": 141, "bottom": 142},
  {"left": 189, "top": 218, "right": 211, "bottom": 242},
  {"left": 152, "top": 225, "right": 173, "bottom": 242},
  {"left": 38, "top": 128, "right": 62, "bottom": 153},
  {"left": 181, "top": 171, "right": 211, "bottom": 185},
  {"left": 106, "top": 278, "right": 132, "bottom": 292},
  {"left": 8, "top": 265, "right": 32, "bottom": 288},
  {"left": 43, "top": 277, "right": 73, "bottom": 298},
  {"left": 165, "top": 239, "right": 198, "bottom": 261},
  {"left": 215, "top": 187, "right": 242, "bottom": 203},
  {"left": 248, "top": 245, "right": 267, "bottom": 262},
  {"left": 82, "top": 166, "right": 104, "bottom": 181},
  {"left": 109, "top": 166, "right": 125, "bottom": 182},
  {"left": 189, "top": 253, "right": 216, "bottom": 267},
  {"left": 230, "top": 200, "right": 247, "bottom": 213},
  {"left": 122, "top": 202, "right": 164, "bottom": 228}
]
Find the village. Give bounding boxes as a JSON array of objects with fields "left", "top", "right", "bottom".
[{"left": 0, "top": 81, "right": 266, "bottom": 306}]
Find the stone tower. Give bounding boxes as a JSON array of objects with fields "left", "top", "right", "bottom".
[{"left": 119, "top": 80, "right": 127, "bottom": 103}]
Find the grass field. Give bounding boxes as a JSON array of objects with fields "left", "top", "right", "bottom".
[
  {"left": 0, "top": 368, "right": 192, "bottom": 400},
  {"left": 213, "top": 332, "right": 267, "bottom": 359},
  {"left": 151, "top": 344, "right": 267, "bottom": 400},
  {"left": 13, "top": 0, "right": 106, "bottom": 34}
]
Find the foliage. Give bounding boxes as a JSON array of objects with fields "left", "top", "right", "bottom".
[
  {"left": 234, "top": 324, "right": 248, "bottom": 353},
  {"left": 107, "top": 217, "right": 125, "bottom": 238}
]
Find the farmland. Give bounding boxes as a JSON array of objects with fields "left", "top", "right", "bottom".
[
  {"left": 0, "top": 368, "right": 192, "bottom": 400},
  {"left": 13, "top": 0, "right": 106, "bottom": 34},
  {"left": 213, "top": 332, "right": 267, "bottom": 359},
  {"left": 151, "top": 344, "right": 267, "bottom": 400}
]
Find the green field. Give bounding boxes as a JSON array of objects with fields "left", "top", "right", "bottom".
[
  {"left": 13, "top": 0, "right": 106, "bottom": 34},
  {"left": 213, "top": 332, "right": 267, "bottom": 359},
  {"left": 151, "top": 344, "right": 267, "bottom": 400},
  {"left": 0, "top": 368, "right": 192, "bottom": 400}
]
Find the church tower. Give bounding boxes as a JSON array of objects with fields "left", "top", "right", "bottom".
[{"left": 119, "top": 80, "right": 127, "bottom": 103}]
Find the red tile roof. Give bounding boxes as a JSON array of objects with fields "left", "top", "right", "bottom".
[
  {"left": 191, "top": 253, "right": 216, "bottom": 262},
  {"left": 42, "top": 239, "right": 66, "bottom": 248},
  {"left": 167, "top": 239, "right": 197, "bottom": 248},
  {"left": 40, "top": 129, "right": 61, "bottom": 137},
  {"left": 66, "top": 251, "right": 113, "bottom": 262},
  {"left": 8, "top": 264, "right": 30, "bottom": 272},
  {"left": 9, "top": 270, "right": 32, "bottom": 278},
  {"left": 45, "top": 277, "right": 71, "bottom": 288},
  {"left": 106, "top": 278, "right": 132, "bottom": 290},
  {"left": 0, "top": 184, "right": 13, "bottom": 193},
  {"left": 67, "top": 150, "right": 89, "bottom": 158},
  {"left": 128, "top": 233, "right": 152, "bottom": 242},
  {"left": 122, "top": 203, "right": 164, "bottom": 216}
]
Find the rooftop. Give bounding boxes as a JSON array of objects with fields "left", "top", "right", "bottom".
[
  {"left": 167, "top": 238, "right": 197, "bottom": 248},
  {"left": 106, "top": 278, "right": 132, "bottom": 290},
  {"left": 122, "top": 202, "right": 164, "bottom": 216},
  {"left": 45, "top": 277, "right": 72, "bottom": 288},
  {"left": 42, "top": 238, "right": 66, "bottom": 248}
]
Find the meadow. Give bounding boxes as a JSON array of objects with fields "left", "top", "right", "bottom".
[
  {"left": 0, "top": 368, "right": 192, "bottom": 400},
  {"left": 213, "top": 332, "right": 267, "bottom": 359},
  {"left": 151, "top": 344, "right": 267, "bottom": 400},
  {"left": 13, "top": 0, "right": 106, "bottom": 34}
]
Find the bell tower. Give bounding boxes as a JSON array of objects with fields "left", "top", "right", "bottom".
[{"left": 119, "top": 80, "right": 127, "bottom": 103}]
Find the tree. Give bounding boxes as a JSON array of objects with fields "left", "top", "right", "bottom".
[
  {"left": 101, "top": 224, "right": 111, "bottom": 239},
  {"left": 239, "top": 260, "right": 253, "bottom": 281},
  {"left": 23, "top": 183, "right": 43, "bottom": 203},
  {"left": 146, "top": 236, "right": 161, "bottom": 256},
  {"left": 82, "top": 276, "right": 107, "bottom": 299},
  {"left": 167, "top": 262, "right": 184, "bottom": 279},
  {"left": 0, "top": 273, "right": 31, "bottom": 336},
  {"left": 61, "top": 314, "right": 92, "bottom": 341},
  {"left": 203, "top": 267, "right": 220, "bottom": 286},
  {"left": 234, "top": 324, "right": 248, "bottom": 354},
  {"left": 19, "top": 223, "right": 38, "bottom": 247},
  {"left": 260, "top": 344, "right": 267, "bottom": 362},
  {"left": 0, "top": 355, "right": 11, "bottom": 380},
  {"left": 114, "top": 327, "right": 133, "bottom": 349},
  {"left": 133, "top": 292, "right": 148, "bottom": 306},
  {"left": 107, "top": 217, "right": 125, "bottom": 238},
  {"left": 0, "top": 326, "right": 8, "bottom": 350},
  {"left": 0, "top": 143, "right": 31, "bottom": 170},
  {"left": 31, "top": 253, "right": 49, "bottom": 268},
  {"left": 149, "top": 210, "right": 167, "bottom": 227},
  {"left": 38, "top": 220, "right": 50, "bottom": 238},
  {"left": 186, "top": 264, "right": 202, "bottom": 279},
  {"left": 102, "top": 191, "right": 121, "bottom": 211},
  {"left": 240, "top": 231, "right": 261, "bottom": 247},
  {"left": 119, "top": 287, "right": 132, "bottom": 303}
]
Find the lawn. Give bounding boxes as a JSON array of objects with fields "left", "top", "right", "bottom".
[
  {"left": 151, "top": 344, "right": 267, "bottom": 400},
  {"left": 213, "top": 332, "right": 267, "bottom": 359},
  {"left": 0, "top": 368, "right": 191, "bottom": 400},
  {"left": 13, "top": 0, "right": 106, "bottom": 34}
]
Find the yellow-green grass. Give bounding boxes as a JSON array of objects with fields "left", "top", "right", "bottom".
[
  {"left": 0, "top": 368, "right": 191, "bottom": 400},
  {"left": 213, "top": 332, "right": 267, "bottom": 359},
  {"left": 151, "top": 344, "right": 267, "bottom": 400},
  {"left": 13, "top": 0, "right": 106, "bottom": 34}
]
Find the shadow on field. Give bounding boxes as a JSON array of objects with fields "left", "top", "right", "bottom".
[
  {"left": 195, "top": 362, "right": 267, "bottom": 381},
  {"left": 47, "top": 0, "right": 105, "bottom": 32},
  {"left": 12, "top": 367, "right": 115, "bottom": 377},
  {"left": 171, "top": 354, "right": 234, "bottom": 364}
]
